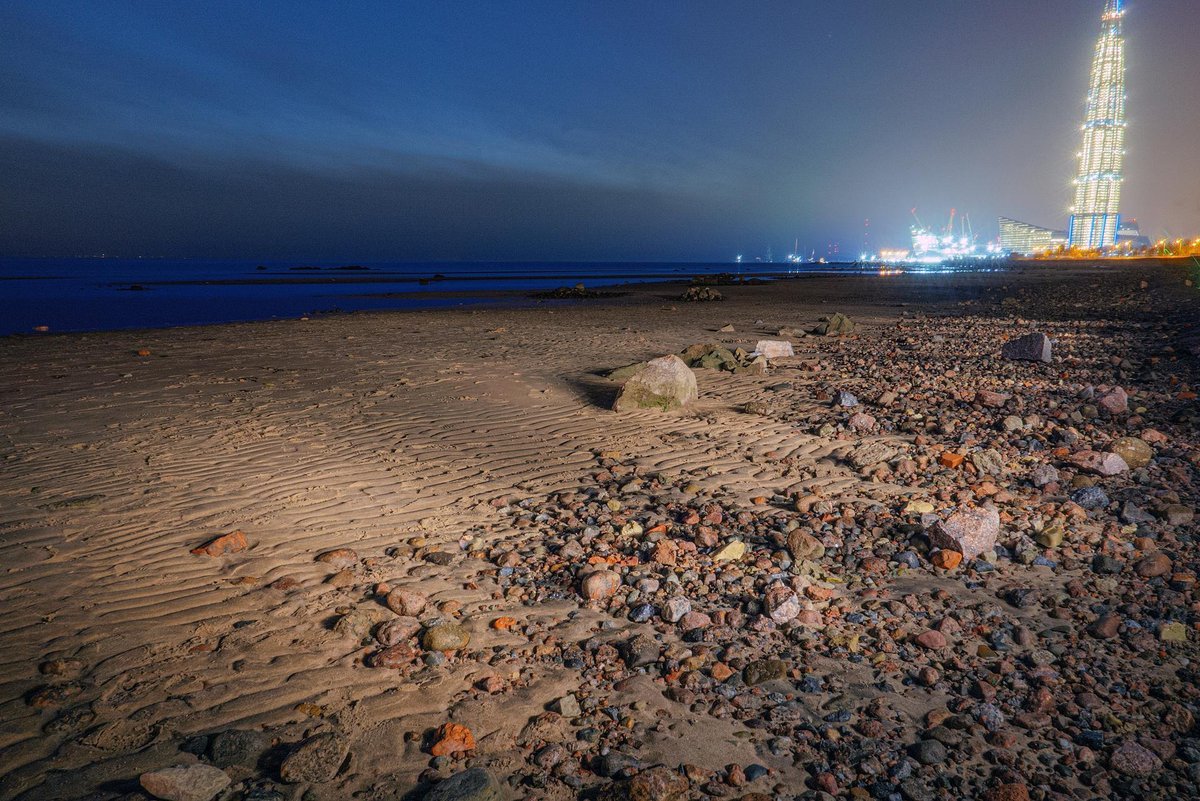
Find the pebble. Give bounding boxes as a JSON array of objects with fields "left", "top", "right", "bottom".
[{"left": 139, "top": 765, "right": 231, "bottom": 801}]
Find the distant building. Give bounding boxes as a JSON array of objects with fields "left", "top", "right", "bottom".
[
  {"left": 999, "top": 217, "right": 1067, "bottom": 255},
  {"left": 1116, "top": 218, "right": 1152, "bottom": 249},
  {"left": 1068, "top": 0, "right": 1127, "bottom": 249}
]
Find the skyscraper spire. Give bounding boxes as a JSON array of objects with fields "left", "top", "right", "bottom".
[{"left": 1068, "top": 0, "right": 1127, "bottom": 250}]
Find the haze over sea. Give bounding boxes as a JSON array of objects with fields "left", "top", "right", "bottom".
[{"left": 0, "top": 258, "right": 1001, "bottom": 336}]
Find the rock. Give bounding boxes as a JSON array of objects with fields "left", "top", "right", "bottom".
[
  {"left": 833, "top": 390, "right": 859, "bottom": 408},
  {"left": 1067, "top": 450, "right": 1129, "bottom": 476},
  {"left": 970, "top": 449, "right": 1004, "bottom": 475},
  {"left": 712, "top": 540, "right": 746, "bottom": 562},
  {"left": 1088, "top": 613, "right": 1122, "bottom": 639},
  {"left": 208, "top": 729, "right": 270, "bottom": 769},
  {"left": 849, "top": 441, "right": 897, "bottom": 469},
  {"left": 914, "top": 630, "right": 947, "bottom": 650},
  {"left": 1159, "top": 621, "right": 1188, "bottom": 642},
  {"left": 743, "top": 659, "right": 787, "bottom": 686},
  {"left": 1110, "top": 437, "right": 1152, "bottom": 469},
  {"left": 931, "top": 550, "right": 962, "bottom": 569},
  {"left": 1029, "top": 464, "right": 1059, "bottom": 487},
  {"left": 620, "top": 633, "right": 660, "bottom": 668},
  {"left": 786, "top": 529, "right": 825, "bottom": 562},
  {"left": 927, "top": 506, "right": 999, "bottom": 560},
  {"left": 1109, "top": 740, "right": 1162, "bottom": 776},
  {"left": 681, "top": 286, "right": 722, "bottom": 302},
  {"left": 1164, "top": 505, "right": 1194, "bottom": 526},
  {"left": 315, "top": 548, "right": 358, "bottom": 569},
  {"left": 661, "top": 596, "right": 691, "bottom": 623},
  {"left": 904, "top": 500, "right": 934, "bottom": 515},
  {"left": 611, "top": 765, "right": 690, "bottom": 801},
  {"left": 909, "top": 739, "right": 948, "bottom": 765},
  {"left": 718, "top": 323, "right": 735, "bottom": 332},
  {"left": 847, "top": 412, "right": 876, "bottom": 431},
  {"left": 553, "top": 694, "right": 582, "bottom": 717},
  {"left": 190, "top": 530, "right": 248, "bottom": 557},
  {"left": 140, "top": 765, "right": 231, "bottom": 801},
  {"left": 429, "top": 722, "right": 476, "bottom": 756},
  {"left": 763, "top": 585, "right": 803, "bottom": 624},
  {"left": 1097, "top": 386, "right": 1129, "bottom": 414},
  {"left": 421, "top": 623, "right": 470, "bottom": 651},
  {"left": 384, "top": 588, "right": 428, "bottom": 616},
  {"left": 975, "top": 390, "right": 1010, "bottom": 408},
  {"left": 612, "top": 355, "right": 698, "bottom": 412},
  {"left": 1133, "top": 552, "right": 1171, "bottom": 578},
  {"left": 812, "top": 312, "right": 855, "bottom": 336},
  {"left": 279, "top": 732, "right": 349, "bottom": 783},
  {"left": 368, "top": 643, "right": 419, "bottom": 668},
  {"left": 1001, "top": 332, "right": 1052, "bottom": 363},
  {"left": 1070, "top": 486, "right": 1109, "bottom": 510},
  {"left": 755, "top": 340, "right": 794, "bottom": 359},
  {"left": 1036, "top": 522, "right": 1064, "bottom": 548},
  {"left": 580, "top": 569, "right": 622, "bottom": 600},
  {"left": 376, "top": 616, "right": 422, "bottom": 645},
  {"left": 423, "top": 767, "right": 501, "bottom": 801}
]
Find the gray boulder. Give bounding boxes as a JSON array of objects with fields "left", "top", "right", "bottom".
[
  {"left": 612, "top": 355, "right": 698, "bottom": 411},
  {"left": 1001, "top": 332, "right": 1052, "bottom": 363}
]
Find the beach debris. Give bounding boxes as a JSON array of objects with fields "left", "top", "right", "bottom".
[
  {"left": 139, "top": 764, "right": 231, "bottom": 801},
  {"left": 612, "top": 355, "right": 697, "bottom": 411},
  {"left": 680, "top": 286, "right": 723, "bottom": 302},
  {"left": 190, "top": 530, "right": 248, "bottom": 557},
  {"left": 810, "top": 312, "right": 854, "bottom": 336},
  {"left": 1000, "top": 331, "right": 1052, "bottom": 362}
]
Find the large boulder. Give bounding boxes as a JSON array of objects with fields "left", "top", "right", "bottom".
[
  {"left": 927, "top": 506, "right": 1000, "bottom": 560},
  {"left": 612, "top": 356, "right": 698, "bottom": 411},
  {"left": 1001, "top": 332, "right": 1052, "bottom": 363}
]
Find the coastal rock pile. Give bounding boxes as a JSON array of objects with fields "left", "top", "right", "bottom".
[{"left": 681, "top": 286, "right": 724, "bottom": 302}]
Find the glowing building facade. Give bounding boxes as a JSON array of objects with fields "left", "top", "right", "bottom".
[{"left": 1068, "top": 0, "right": 1127, "bottom": 249}]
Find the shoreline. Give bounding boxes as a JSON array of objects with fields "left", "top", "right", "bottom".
[{"left": 1, "top": 263, "right": 1198, "bottom": 800}]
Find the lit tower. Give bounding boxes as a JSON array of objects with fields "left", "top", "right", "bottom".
[{"left": 1068, "top": 0, "right": 1127, "bottom": 250}]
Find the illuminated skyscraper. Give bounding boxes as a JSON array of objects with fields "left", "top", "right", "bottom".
[{"left": 1068, "top": 0, "right": 1127, "bottom": 250}]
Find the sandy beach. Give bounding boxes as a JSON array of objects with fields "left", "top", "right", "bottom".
[{"left": 2, "top": 264, "right": 1198, "bottom": 801}]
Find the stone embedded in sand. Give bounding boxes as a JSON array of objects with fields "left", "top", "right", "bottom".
[
  {"left": 1109, "top": 436, "right": 1152, "bottom": 469},
  {"left": 280, "top": 732, "right": 349, "bottom": 783},
  {"left": 619, "top": 765, "right": 690, "bottom": 801},
  {"left": 429, "top": 722, "right": 476, "bottom": 756},
  {"left": 315, "top": 548, "right": 358, "bottom": 569},
  {"left": 612, "top": 355, "right": 697, "bottom": 412},
  {"left": 755, "top": 340, "right": 794, "bottom": 359},
  {"left": 661, "top": 596, "right": 691, "bottom": 623},
  {"left": 553, "top": 693, "right": 582, "bottom": 717},
  {"left": 847, "top": 412, "right": 876, "bottom": 431},
  {"left": 914, "top": 630, "right": 948, "bottom": 649},
  {"left": 1134, "top": 552, "right": 1172, "bottom": 577},
  {"left": 927, "top": 506, "right": 999, "bottom": 561},
  {"left": 368, "top": 643, "right": 419, "bottom": 668},
  {"left": 423, "top": 767, "right": 501, "bottom": 801},
  {"left": 1165, "top": 504, "right": 1195, "bottom": 525},
  {"left": 190, "top": 530, "right": 248, "bottom": 557},
  {"left": 1097, "top": 386, "right": 1129, "bottom": 414},
  {"left": 421, "top": 623, "right": 470, "bottom": 651},
  {"left": 1001, "top": 332, "right": 1052, "bottom": 363},
  {"left": 1159, "top": 621, "right": 1188, "bottom": 642},
  {"left": 580, "top": 569, "right": 622, "bottom": 600},
  {"left": 975, "top": 390, "right": 1010, "bottom": 408},
  {"left": 384, "top": 588, "right": 427, "bottom": 616},
  {"left": 931, "top": 550, "right": 962, "bottom": 570},
  {"left": 376, "top": 616, "right": 422, "bottom": 645},
  {"left": 208, "top": 729, "right": 270, "bottom": 770},
  {"left": 139, "top": 764, "right": 231, "bottom": 801},
  {"left": 1067, "top": 450, "right": 1129, "bottom": 476},
  {"left": 1029, "top": 464, "right": 1059, "bottom": 487}
]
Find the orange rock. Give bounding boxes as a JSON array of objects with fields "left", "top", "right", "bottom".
[
  {"left": 429, "top": 722, "right": 475, "bottom": 756},
  {"left": 710, "top": 662, "right": 735, "bottom": 681},
  {"left": 751, "top": 496, "right": 767, "bottom": 505},
  {"left": 939, "top": 452, "right": 964, "bottom": 469},
  {"left": 805, "top": 585, "right": 835, "bottom": 601},
  {"left": 136, "top": 348, "right": 151, "bottom": 357},
  {"left": 491, "top": 616, "right": 517, "bottom": 630},
  {"left": 191, "top": 530, "right": 248, "bottom": 557},
  {"left": 646, "top": 523, "right": 669, "bottom": 535},
  {"left": 1179, "top": 391, "right": 1198, "bottom": 400},
  {"left": 932, "top": 550, "right": 963, "bottom": 569}
]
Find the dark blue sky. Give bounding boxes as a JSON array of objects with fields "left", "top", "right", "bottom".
[{"left": 2, "top": 1, "right": 1197, "bottom": 261}]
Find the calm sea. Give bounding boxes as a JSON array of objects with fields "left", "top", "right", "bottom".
[{"left": 0, "top": 258, "right": 986, "bottom": 336}]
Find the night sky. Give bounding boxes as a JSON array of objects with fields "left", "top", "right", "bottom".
[{"left": 2, "top": 1, "right": 1197, "bottom": 262}]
